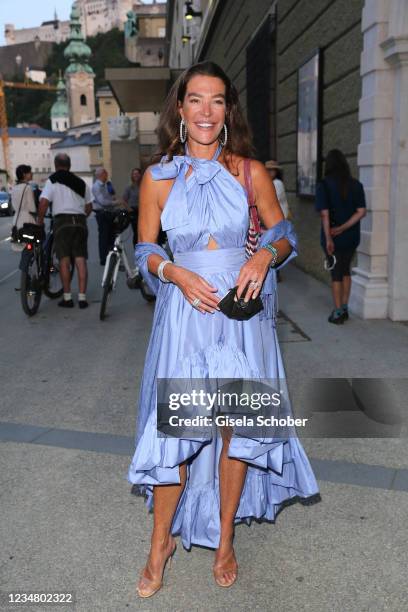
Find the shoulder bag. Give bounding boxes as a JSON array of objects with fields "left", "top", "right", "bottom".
[
  {"left": 243, "top": 158, "right": 262, "bottom": 259},
  {"left": 10, "top": 184, "right": 28, "bottom": 243}
]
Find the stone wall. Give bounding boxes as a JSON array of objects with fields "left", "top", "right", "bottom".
[
  {"left": 198, "top": 0, "right": 365, "bottom": 284},
  {"left": 276, "top": 0, "right": 364, "bottom": 282}
]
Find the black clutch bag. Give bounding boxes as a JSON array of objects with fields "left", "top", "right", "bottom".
[{"left": 218, "top": 283, "right": 264, "bottom": 321}]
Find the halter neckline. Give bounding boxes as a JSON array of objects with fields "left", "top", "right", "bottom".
[{"left": 184, "top": 142, "right": 223, "bottom": 162}]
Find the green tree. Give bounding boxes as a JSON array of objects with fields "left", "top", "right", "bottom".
[{"left": 6, "top": 29, "right": 131, "bottom": 129}]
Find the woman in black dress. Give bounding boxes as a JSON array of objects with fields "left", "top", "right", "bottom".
[{"left": 315, "top": 149, "right": 367, "bottom": 324}]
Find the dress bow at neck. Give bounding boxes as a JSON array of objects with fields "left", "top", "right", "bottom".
[{"left": 150, "top": 144, "right": 223, "bottom": 231}]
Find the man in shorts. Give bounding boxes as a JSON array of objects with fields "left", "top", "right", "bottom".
[{"left": 38, "top": 153, "right": 93, "bottom": 308}]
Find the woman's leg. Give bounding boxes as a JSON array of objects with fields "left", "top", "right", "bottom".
[
  {"left": 139, "top": 463, "right": 187, "bottom": 588},
  {"left": 341, "top": 275, "right": 351, "bottom": 305},
  {"left": 341, "top": 250, "right": 355, "bottom": 306},
  {"left": 331, "top": 280, "right": 342, "bottom": 309},
  {"left": 215, "top": 427, "right": 248, "bottom": 585}
]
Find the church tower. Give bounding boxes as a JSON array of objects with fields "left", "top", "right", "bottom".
[
  {"left": 64, "top": 1, "right": 95, "bottom": 126},
  {"left": 50, "top": 77, "right": 70, "bottom": 132}
]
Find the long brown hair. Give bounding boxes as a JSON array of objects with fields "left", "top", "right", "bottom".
[
  {"left": 154, "top": 61, "right": 255, "bottom": 171},
  {"left": 324, "top": 149, "right": 352, "bottom": 199}
]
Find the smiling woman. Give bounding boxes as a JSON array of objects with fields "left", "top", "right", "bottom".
[
  {"left": 127, "top": 61, "right": 320, "bottom": 599},
  {"left": 154, "top": 61, "right": 254, "bottom": 172}
]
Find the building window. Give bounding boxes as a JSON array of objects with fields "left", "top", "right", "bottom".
[
  {"left": 246, "top": 16, "right": 273, "bottom": 163},
  {"left": 56, "top": 121, "right": 59, "bottom": 129},
  {"left": 64, "top": 121, "right": 67, "bottom": 128},
  {"left": 80, "top": 94, "right": 87, "bottom": 106}
]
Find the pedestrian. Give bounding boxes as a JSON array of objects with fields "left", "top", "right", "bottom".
[
  {"left": 92, "top": 167, "right": 118, "bottom": 265},
  {"left": 265, "top": 160, "right": 290, "bottom": 282},
  {"left": 122, "top": 167, "right": 142, "bottom": 246},
  {"left": 265, "top": 159, "right": 290, "bottom": 219},
  {"left": 315, "top": 149, "right": 367, "bottom": 324},
  {"left": 128, "top": 61, "right": 319, "bottom": 598},
  {"left": 37, "top": 153, "right": 93, "bottom": 308},
  {"left": 10, "top": 165, "right": 39, "bottom": 253}
]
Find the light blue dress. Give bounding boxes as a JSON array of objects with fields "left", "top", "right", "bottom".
[{"left": 128, "top": 144, "right": 320, "bottom": 550}]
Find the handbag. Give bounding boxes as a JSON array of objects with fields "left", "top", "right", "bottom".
[
  {"left": 10, "top": 184, "right": 28, "bottom": 243},
  {"left": 218, "top": 282, "right": 264, "bottom": 321},
  {"left": 18, "top": 223, "right": 44, "bottom": 244},
  {"left": 244, "top": 159, "right": 262, "bottom": 259}
]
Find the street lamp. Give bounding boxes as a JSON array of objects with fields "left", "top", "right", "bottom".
[
  {"left": 181, "top": 34, "right": 191, "bottom": 44},
  {"left": 184, "top": 1, "right": 202, "bottom": 20}
]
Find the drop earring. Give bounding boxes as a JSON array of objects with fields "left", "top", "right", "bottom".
[
  {"left": 219, "top": 123, "right": 228, "bottom": 147},
  {"left": 179, "top": 118, "right": 187, "bottom": 143}
]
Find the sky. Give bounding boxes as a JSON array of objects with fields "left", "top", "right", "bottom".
[{"left": 0, "top": 0, "right": 166, "bottom": 45}]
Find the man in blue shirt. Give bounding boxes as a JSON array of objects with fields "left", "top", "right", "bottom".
[{"left": 92, "top": 167, "right": 118, "bottom": 265}]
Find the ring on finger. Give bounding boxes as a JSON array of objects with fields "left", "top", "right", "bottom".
[{"left": 192, "top": 297, "right": 201, "bottom": 308}]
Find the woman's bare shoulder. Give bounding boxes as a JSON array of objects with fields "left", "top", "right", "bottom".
[
  {"left": 223, "top": 154, "right": 265, "bottom": 176},
  {"left": 140, "top": 161, "right": 176, "bottom": 211},
  {"left": 221, "top": 153, "right": 246, "bottom": 179}
]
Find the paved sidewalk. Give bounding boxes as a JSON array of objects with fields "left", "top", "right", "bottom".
[
  {"left": 0, "top": 255, "right": 407, "bottom": 612},
  {"left": 276, "top": 264, "right": 408, "bottom": 472}
]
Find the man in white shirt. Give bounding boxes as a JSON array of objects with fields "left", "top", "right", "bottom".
[{"left": 38, "top": 153, "right": 93, "bottom": 308}]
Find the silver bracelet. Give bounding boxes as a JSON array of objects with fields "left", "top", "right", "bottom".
[{"left": 157, "top": 259, "right": 171, "bottom": 283}]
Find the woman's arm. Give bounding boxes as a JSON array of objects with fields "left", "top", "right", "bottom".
[
  {"left": 330, "top": 208, "right": 366, "bottom": 236},
  {"left": 235, "top": 161, "right": 296, "bottom": 300},
  {"left": 137, "top": 168, "right": 167, "bottom": 275},
  {"left": 320, "top": 209, "right": 335, "bottom": 254},
  {"left": 251, "top": 162, "right": 293, "bottom": 263},
  {"left": 137, "top": 168, "right": 220, "bottom": 313}
]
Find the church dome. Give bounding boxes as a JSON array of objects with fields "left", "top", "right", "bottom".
[
  {"left": 51, "top": 78, "right": 69, "bottom": 118},
  {"left": 64, "top": 1, "right": 94, "bottom": 75}
]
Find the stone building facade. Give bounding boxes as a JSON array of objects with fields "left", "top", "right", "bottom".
[
  {"left": 188, "top": 0, "right": 407, "bottom": 321},
  {"left": 0, "top": 127, "right": 61, "bottom": 187},
  {"left": 4, "top": 0, "right": 134, "bottom": 46}
]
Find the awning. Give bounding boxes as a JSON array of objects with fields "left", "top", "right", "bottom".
[{"left": 105, "top": 67, "right": 182, "bottom": 113}]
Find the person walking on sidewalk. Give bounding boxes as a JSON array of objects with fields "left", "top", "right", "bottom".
[
  {"left": 122, "top": 167, "right": 142, "bottom": 247},
  {"left": 315, "top": 149, "right": 367, "bottom": 324},
  {"left": 38, "top": 153, "right": 93, "bottom": 308},
  {"left": 92, "top": 167, "right": 118, "bottom": 265},
  {"left": 265, "top": 159, "right": 290, "bottom": 219}
]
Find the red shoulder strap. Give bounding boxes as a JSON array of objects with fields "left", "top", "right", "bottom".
[
  {"left": 243, "top": 158, "right": 255, "bottom": 205},
  {"left": 243, "top": 159, "right": 261, "bottom": 232}
]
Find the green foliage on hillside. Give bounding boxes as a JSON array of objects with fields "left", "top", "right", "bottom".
[{"left": 6, "top": 28, "right": 131, "bottom": 129}]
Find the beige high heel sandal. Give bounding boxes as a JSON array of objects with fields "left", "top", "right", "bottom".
[
  {"left": 136, "top": 540, "right": 177, "bottom": 598},
  {"left": 213, "top": 549, "right": 238, "bottom": 588}
]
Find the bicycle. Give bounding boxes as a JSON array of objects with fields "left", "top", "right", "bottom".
[
  {"left": 99, "top": 209, "right": 155, "bottom": 320},
  {"left": 19, "top": 216, "right": 74, "bottom": 316}
]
